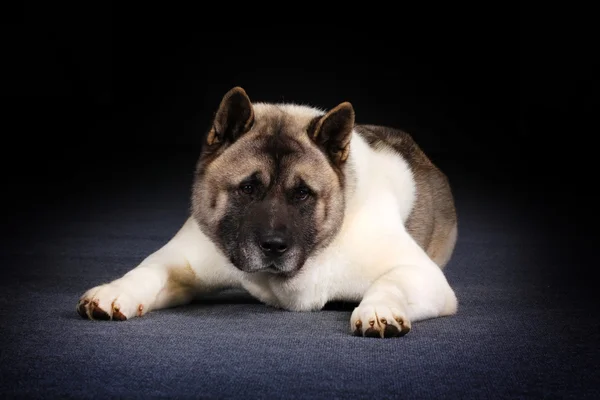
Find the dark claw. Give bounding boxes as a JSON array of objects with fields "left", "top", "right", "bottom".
[
  {"left": 364, "top": 327, "right": 381, "bottom": 338},
  {"left": 400, "top": 325, "right": 411, "bottom": 336},
  {"left": 77, "top": 300, "right": 89, "bottom": 319},
  {"left": 384, "top": 324, "right": 401, "bottom": 338},
  {"left": 91, "top": 305, "right": 110, "bottom": 320},
  {"left": 112, "top": 309, "right": 127, "bottom": 321}
]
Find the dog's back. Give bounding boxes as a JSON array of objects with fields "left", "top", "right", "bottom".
[{"left": 356, "top": 125, "right": 457, "bottom": 268}]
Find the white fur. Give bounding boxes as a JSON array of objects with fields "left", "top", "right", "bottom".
[{"left": 77, "top": 105, "right": 458, "bottom": 337}]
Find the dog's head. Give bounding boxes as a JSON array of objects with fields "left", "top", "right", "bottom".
[{"left": 191, "top": 87, "right": 355, "bottom": 276}]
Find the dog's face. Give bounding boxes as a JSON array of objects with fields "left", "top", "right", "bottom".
[{"left": 192, "top": 87, "right": 355, "bottom": 276}]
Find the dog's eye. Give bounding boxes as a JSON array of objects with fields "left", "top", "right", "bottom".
[
  {"left": 294, "top": 187, "right": 310, "bottom": 201},
  {"left": 240, "top": 183, "right": 255, "bottom": 195}
]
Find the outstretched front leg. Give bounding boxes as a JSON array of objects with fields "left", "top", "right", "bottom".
[
  {"left": 76, "top": 218, "right": 241, "bottom": 321},
  {"left": 351, "top": 233, "right": 458, "bottom": 338}
]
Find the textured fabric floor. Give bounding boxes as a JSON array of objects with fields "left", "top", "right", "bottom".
[{"left": 1, "top": 148, "right": 597, "bottom": 399}]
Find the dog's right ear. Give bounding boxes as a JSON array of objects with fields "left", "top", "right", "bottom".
[{"left": 206, "top": 87, "right": 255, "bottom": 146}]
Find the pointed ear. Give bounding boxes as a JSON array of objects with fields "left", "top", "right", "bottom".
[
  {"left": 206, "top": 87, "right": 254, "bottom": 146},
  {"left": 308, "top": 102, "right": 355, "bottom": 165}
]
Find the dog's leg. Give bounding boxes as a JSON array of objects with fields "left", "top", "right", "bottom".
[
  {"left": 76, "top": 218, "right": 240, "bottom": 321},
  {"left": 350, "top": 234, "right": 458, "bottom": 338}
]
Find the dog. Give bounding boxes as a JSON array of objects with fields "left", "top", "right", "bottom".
[{"left": 76, "top": 87, "right": 459, "bottom": 338}]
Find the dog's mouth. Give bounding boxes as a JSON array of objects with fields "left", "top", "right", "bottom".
[
  {"left": 241, "top": 260, "right": 299, "bottom": 277},
  {"left": 229, "top": 244, "right": 304, "bottom": 276},
  {"left": 263, "top": 264, "right": 298, "bottom": 278},
  {"left": 265, "top": 263, "right": 277, "bottom": 271},
  {"left": 253, "top": 262, "right": 290, "bottom": 275}
]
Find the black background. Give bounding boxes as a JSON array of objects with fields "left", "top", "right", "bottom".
[
  {"left": 8, "top": 3, "right": 519, "bottom": 152},
  {"left": 2, "top": 4, "right": 597, "bottom": 270}
]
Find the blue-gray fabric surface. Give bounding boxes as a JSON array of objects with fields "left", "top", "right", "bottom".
[{"left": 1, "top": 150, "right": 597, "bottom": 399}]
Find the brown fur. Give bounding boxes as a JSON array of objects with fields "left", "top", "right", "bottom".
[
  {"left": 355, "top": 125, "right": 458, "bottom": 268},
  {"left": 163, "top": 261, "right": 198, "bottom": 300},
  {"left": 309, "top": 102, "right": 355, "bottom": 164},
  {"left": 191, "top": 90, "right": 352, "bottom": 267}
]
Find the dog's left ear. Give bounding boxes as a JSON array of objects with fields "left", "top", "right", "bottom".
[
  {"left": 206, "top": 87, "right": 255, "bottom": 146},
  {"left": 308, "top": 102, "right": 355, "bottom": 165}
]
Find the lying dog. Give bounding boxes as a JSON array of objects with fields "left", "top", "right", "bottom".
[{"left": 77, "top": 87, "right": 458, "bottom": 338}]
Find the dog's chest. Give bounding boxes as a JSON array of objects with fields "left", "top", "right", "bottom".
[
  {"left": 239, "top": 247, "right": 376, "bottom": 312},
  {"left": 239, "top": 265, "right": 332, "bottom": 312}
]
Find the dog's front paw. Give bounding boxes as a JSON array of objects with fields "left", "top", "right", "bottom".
[
  {"left": 76, "top": 283, "right": 146, "bottom": 321},
  {"left": 350, "top": 304, "right": 411, "bottom": 338}
]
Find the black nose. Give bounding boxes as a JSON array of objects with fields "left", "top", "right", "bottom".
[{"left": 259, "top": 234, "right": 288, "bottom": 256}]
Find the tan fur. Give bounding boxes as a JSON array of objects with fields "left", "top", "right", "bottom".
[
  {"left": 198, "top": 99, "right": 457, "bottom": 268},
  {"left": 161, "top": 261, "right": 197, "bottom": 302},
  {"left": 355, "top": 125, "right": 458, "bottom": 268},
  {"left": 311, "top": 102, "right": 355, "bottom": 163},
  {"left": 207, "top": 87, "right": 255, "bottom": 145},
  {"left": 192, "top": 99, "right": 347, "bottom": 252}
]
